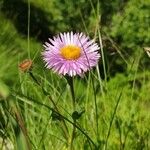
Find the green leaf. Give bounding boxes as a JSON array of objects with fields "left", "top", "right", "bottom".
[
  {"left": 0, "top": 80, "right": 9, "bottom": 99},
  {"left": 72, "top": 110, "right": 85, "bottom": 120}
]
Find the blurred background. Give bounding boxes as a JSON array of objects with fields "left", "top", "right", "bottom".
[
  {"left": 0, "top": 0, "right": 150, "bottom": 149},
  {"left": 0, "top": 0, "right": 149, "bottom": 83}
]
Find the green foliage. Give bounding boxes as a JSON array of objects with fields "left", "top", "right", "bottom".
[
  {"left": 0, "top": 13, "right": 41, "bottom": 82},
  {"left": 106, "top": 0, "right": 150, "bottom": 52},
  {"left": 0, "top": 80, "right": 9, "bottom": 99},
  {"left": 102, "top": 0, "right": 150, "bottom": 76},
  {"left": 0, "top": 0, "right": 150, "bottom": 149},
  {"left": 1, "top": 0, "right": 98, "bottom": 41}
]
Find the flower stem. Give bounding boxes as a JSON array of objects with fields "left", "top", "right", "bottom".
[
  {"left": 68, "top": 77, "right": 75, "bottom": 110},
  {"left": 66, "top": 77, "right": 76, "bottom": 150}
]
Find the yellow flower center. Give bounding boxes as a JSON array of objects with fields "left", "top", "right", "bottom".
[{"left": 60, "top": 45, "right": 81, "bottom": 60}]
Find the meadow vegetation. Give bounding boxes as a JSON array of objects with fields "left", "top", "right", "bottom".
[{"left": 0, "top": 0, "right": 150, "bottom": 149}]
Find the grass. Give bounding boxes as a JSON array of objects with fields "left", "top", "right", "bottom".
[{"left": 0, "top": 0, "right": 150, "bottom": 150}]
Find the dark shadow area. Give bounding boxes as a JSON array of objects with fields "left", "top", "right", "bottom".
[
  {"left": 1, "top": 0, "right": 52, "bottom": 41},
  {"left": 100, "top": 0, "right": 129, "bottom": 25}
]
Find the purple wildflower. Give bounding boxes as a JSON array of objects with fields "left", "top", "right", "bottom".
[{"left": 42, "top": 32, "right": 100, "bottom": 76}]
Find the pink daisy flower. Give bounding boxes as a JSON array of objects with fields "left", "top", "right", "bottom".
[{"left": 42, "top": 32, "right": 100, "bottom": 76}]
